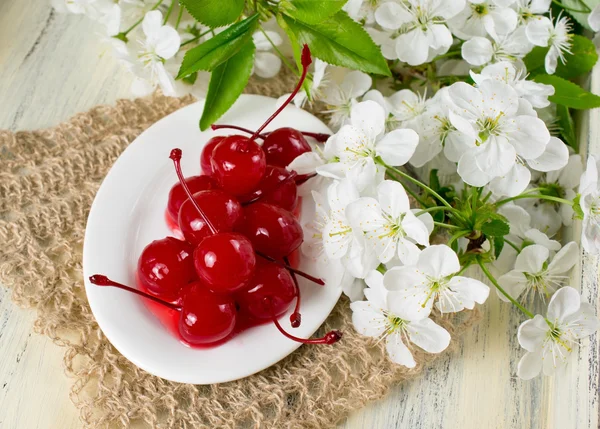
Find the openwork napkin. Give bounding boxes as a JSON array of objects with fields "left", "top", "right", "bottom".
[{"left": 0, "top": 76, "right": 479, "bottom": 428}]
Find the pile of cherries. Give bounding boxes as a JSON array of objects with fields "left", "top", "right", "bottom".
[{"left": 90, "top": 45, "right": 341, "bottom": 348}]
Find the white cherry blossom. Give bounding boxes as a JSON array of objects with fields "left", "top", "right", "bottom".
[
  {"left": 124, "top": 10, "right": 181, "bottom": 96},
  {"left": 301, "top": 189, "right": 366, "bottom": 301},
  {"left": 494, "top": 203, "right": 562, "bottom": 274},
  {"left": 447, "top": 80, "right": 550, "bottom": 186},
  {"left": 517, "top": 287, "right": 599, "bottom": 379},
  {"left": 579, "top": 156, "right": 600, "bottom": 254},
  {"left": 346, "top": 180, "right": 430, "bottom": 265},
  {"left": 324, "top": 71, "right": 372, "bottom": 130},
  {"left": 252, "top": 31, "right": 282, "bottom": 79},
  {"left": 374, "top": 0, "right": 465, "bottom": 66},
  {"left": 316, "top": 101, "right": 419, "bottom": 191},
  {"left": 588, "top": 4, "right": 600, "bottom": 49},
  {"left": 350, "top": 270, "right": 451, "bottom": 367},
  {"left": 383, "top": 245, "right": 490, "bottom": 320},
  {"left": 489, "top": 136, "right": 569, "bottom": 197},
  {"left": 512, "top": 0, "right": 551, "bottom": 24},
  {"left": 470, "top": 61, "right": 554, "bottom": 108},
  {"left": 448, "top": 0, "right": 518, "bottom": 40},
  {"left": 321, "top": 179, "right": 379, "bottom": 279},
  {"left": 497, "top": 242, "right": 578, "bottom": 302},
  {"left": 461, "top": 26, "right": 532, "bottom": 66},
  {"left": 526, "top": 14, "right": 572, "bottom": 74}
]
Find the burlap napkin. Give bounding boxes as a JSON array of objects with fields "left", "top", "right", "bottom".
[{"left": 0, "top": 75, "right": 479, "bottom": 428}]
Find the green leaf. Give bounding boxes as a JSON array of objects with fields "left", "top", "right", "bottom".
[
  {"left": 557, "top": 0, "right": 599, "bottom": 30},
  {"left": 177, "top": 14, "right": 259, "bottom": 79},
  {"left": 180, "top": 0, "right": 245, "bottom": 27},
  {"left": 573, "top": 193, "right": 585, "bottom": 219},
  {"left": 493, "top": 236, "right": 505, "bottom": 259},
  {"left": 182, "top": 72, "right": 198, "bottom": 85},
  {"left": 524, "top": 36, "right": 597, "bottom": 79},
  {"left": 481, "top": 219, "right": 510, "bottom": 237},
  {"left": 199, "top": 40, "right": 255, "bottom": 131},
  {"left": 277, "top": 11, "right": 390, "bottom": 76},
  {"left": 280, "top": 0, "right": 348, "bottom": 24},
  {"left": 555, "top": 35, "right": 598, "bottom": 79},
  {"left": 556, "top": 104, "right": 578, "bottom": 150},
  {"left": 523, "top": 46, "right": 548, "bottom": 76},
  {"left": 534, "top": 75, "right": 600, "bottom": 109}
]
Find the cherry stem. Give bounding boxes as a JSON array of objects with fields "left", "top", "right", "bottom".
[
  {"left": 89, "top": 275, "right": 182, "bottom": 311},
  {"left": 211, "top": 124, "right": 330, "bottom": 143},
  {"left": 285, "top": 256, "right": 301, "bottom": 328},
  {"left": 256, "top": 252, "right": 324, "bottom": 286},
  {"left": 266, "top": 298, "right": 341, "bottom": 345},
  {"left": 250, "top": 44, "right": 312, "bottom": 141},
  {"left": 294, "top": 173, "right": 317, "bottom": 186},
  {"left": 211, "top": 124, "right": 267, "bottom": 139},
  {"left": 241, "top": 170, "right": 298, "bottom": 206},
  {"left": 169, "top": 148, "right": 218, "bottom": 235}
]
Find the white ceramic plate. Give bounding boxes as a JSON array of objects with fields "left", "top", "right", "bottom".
[{"left": 83, "top": 94, "right": 341, "bottom": 384}]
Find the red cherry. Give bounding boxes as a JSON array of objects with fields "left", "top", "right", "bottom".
[
  {"left": 237, "top": 202, "right": 303, "bottom": 259},
  {"left": 239, "top": 166, "right": 298, "bottom": 211},
  {"left": 167, "top": 175, "right": 217, "bottom": 223},
  {"left": 178, "top": 281, "right": 236, "bottom": 345},
  {"left": 193, "top": 232, "right": 256, "bottom": 293},
  {"left": 89, "top": 275, "right": 235, "bottom": 346},
  {"left": 178, "top": 189, "right": 242, "bottom": 246},
  {"left": 235, "top": 260, "right": 296, "bottom": 320},
  {"left": 210, "top": 135, "right": 266, "bottom": 196},
  {"left": 137, "top": 237, "right": 196, "bottom": 300},
  {"left": 262, "top": 128, "right": 312, "bottom": 167},
  {"left": 201, "top": 136, "right": 225, "bottom": 176}
]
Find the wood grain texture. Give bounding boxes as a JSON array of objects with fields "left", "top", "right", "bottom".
[{"left": 0, "top": 1, "right": 598, "bottom": 428}]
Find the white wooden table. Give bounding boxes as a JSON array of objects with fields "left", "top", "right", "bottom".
[{"left": 1, "top": 1, "right": 598, "bottom": 428}]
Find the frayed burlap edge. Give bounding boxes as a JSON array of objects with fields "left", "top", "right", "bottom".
[{"left": 0, "top": 74, "right": 481, "bottom": 429}]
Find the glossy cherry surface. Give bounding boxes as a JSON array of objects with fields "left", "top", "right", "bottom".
[
  {"left": 178, "top": 281, "right": 237, "bottom": 345},
  {"left": 137, "top": 237, "right": 196, "bottom": 300},
  {"left": 193, "top": 232, "right": 256, "bottom": 293},
  {"left": 262, "top": 127, "right": 312, "bottom": 167},
  {"left": 200, "top": 136, "right": 225, "bottom": 176},
  {"left": 167, "top": 175, "right": 217, "bottom": 223},
  {"left": 235, "top": 260, "right": 296, "bottom": 320},
  {"left": 210, "top": 135, "right": 266, "bottom": 196},
  {"left": 237, "top": 202, "right": 303, "bottom": 259},
  {"left": 178, "top": 189, "right": 242, "bottom": 246},
  {"left": 239, "top": 165, "right": 297, "bottom": 211}
]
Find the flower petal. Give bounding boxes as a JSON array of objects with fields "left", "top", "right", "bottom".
[
  {"left": 407, "top": 318, "right": 451, "bottom": 353},
  {"left": 461, "top": 37, "right": 493, "bottom": 65},
  {"left": 350, "top": 101, "right": 386, "bottom": 142},
  {"left": 253, "top": 51, "right": 282, "bottom": 78},
  {"left": 517, "top": 350, "right": 543, "bottom": 380},
  {"left": 396, "top": 29, "right": 430, "bottom": 66},
  {"left": 497, "top": 271, "right": 529, "bottom": 301},
  {"left": 526, "top": 17, "right": 552, "bottom": 47},
  {"left": 514, "top": 244, "right": 549, "bottom": 272},
  {"left": 386, "top": 333, "right": 416, "bottom": 367},
  {"left": 526, "top": 136, "right": 568, "bottom": 172},
  {"left": 377, "top": 180, "right": 410, "bottom": 217},
  {"left": 447, "top": 276, "right": 490, "bottom": 306},
  {"left": 547, "top": 241, "right": 579, "bottom": 274},
  {"left": 350, "top": 301, "right": 387, "bottom": 337},
  {"left": 375, "top": 1, "right": 411, "bottom": 30},
  {"left": 510, "top": 116, "right": 550, "bottom": 160},
  {"left": 517, "top": 314, "right": 548, "bottom": 352},
  {"left": 376, "top": 128, "right": 419, "bottom": 166},
  {"left": 341, "top": 71, "right": 373, "bottom": 98},
  {"left": 547, "top": 286, "right": 581, "bottom": 322},
  {"left": 417, "top": 244, "right": 460, "bottom": 278}
]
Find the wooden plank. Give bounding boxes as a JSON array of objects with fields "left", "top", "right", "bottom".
[{"left": 0, "top": 1, "right": 598, "bottom": 428}]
